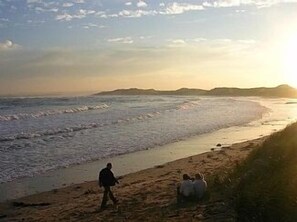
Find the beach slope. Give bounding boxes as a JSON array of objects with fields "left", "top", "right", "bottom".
[{"left": 0, "top": 136, "right": 267, "bottom": 221}]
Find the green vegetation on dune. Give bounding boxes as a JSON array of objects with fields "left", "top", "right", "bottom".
[{"left": 226, "top": 123, "right": 297, "bottom": 221}]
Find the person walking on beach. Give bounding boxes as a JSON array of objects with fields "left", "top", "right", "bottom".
[
  {"left": 98, "top": 163, "right": 119, "bottom": 209},
  {"left": 193, "top": 173, "right": 207, "bottom": 200}
]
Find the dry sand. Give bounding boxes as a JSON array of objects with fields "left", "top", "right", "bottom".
[{"left": 0, "top": 136, "right": 266, "bottom": 222}]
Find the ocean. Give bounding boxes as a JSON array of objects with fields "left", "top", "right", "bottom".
[{"left": 0, "top": 95, "right": 296, "bottom": 186}]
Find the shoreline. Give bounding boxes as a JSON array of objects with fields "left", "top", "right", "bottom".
[
  {"left": 0, "top": 135, "right": 267, "bottom": 221},
  {"left": 0, "top": 115, "right": 282, "bottom": 203},
  {"left": 1, "top": 97, "right": 296, "bottom": 203}
]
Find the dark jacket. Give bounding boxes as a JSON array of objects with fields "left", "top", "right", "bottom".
[{"left": 99, "top": 167, "right": 118, "bottom": 187}]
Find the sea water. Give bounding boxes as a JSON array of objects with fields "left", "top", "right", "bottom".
[{"left": 0, "top": 95, "right": 294, "bottom": 184}]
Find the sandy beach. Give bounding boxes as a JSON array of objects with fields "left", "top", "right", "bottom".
[
  {"left": 2, "top": 0, "right": 297, "bottom": 219},
  {"left": 0, "top": 135, "right": 266, "bottom": 221}
]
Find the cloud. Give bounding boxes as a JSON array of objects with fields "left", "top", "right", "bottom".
[
  {"left": 27, "top": 0, "right": 43, "bottom": 3},
  {"left": 81, "top": 9, "right": 96, "bottom": 15},
  {"left": 35, "top": 6, "right": 58, "bottom": 13},
  {"left": 171, "top": 39, "right": 186, "bottom": 44},
  {"left": 0, "top": 18, "right": 9, "bottom": 22},
  {"left": 27, "top": 19, "right": 46, "bottom": 26},
  {"left": 0, "top": 40, "right": 21, "bottom": 50},
  {"left": 188, "top": 38, "right": 258, "bottom": 57},
  {"left": 165, "top": 37, "right": 257, "bottom": 51},
  {"left": 56, "top": 9, "right": 96, "bottom": 21},
  {"left": 10, "top": 5, "right": 17, "bottom": 10},
  {"left": 92, "top": 1, "right": 205, "bottom": 18},
  {"left": 62, "top": 3, "right": 74, "bottom": 7},
  {"left": 118, "top": 9, "right": 157, "bottom": 18},
  {"left": 203, "top": 0, "right": 242, "bottom": 8},
  {"left": 202, "top": 0, "right": 297, "bottom": 9},
  {"left": 167, "top": 39, "right": 187, "bottom": 47},
  {"left": 26, "top": 0, "right": 60, "bottom": 14},
  {"left": 96, "top": 10, "right": 119, "bottom": 18},
  {"left": 43, "top": 0, "right": 297, "bottom": 21},
  {"left": 139, "top": 35, "right": 153, "bottom": 40},
  {"left": 160, "top": 2, "right": 204, "bottom": 15},
  {"left": 56, "top": 13, "right": 73, "bottom": 21},
  {"left": 193, "top": 38, "right": 207, "bottom": 42},
  {"left": 18, "top": 0, "right": 297, "bottom": 25},
  {"left": 82, "top": 23, "right": 105, "bottom": 29},
  {"left": 181, "top": 38, "right": 251, "bottom": 47},
  {"left": 99, "top": 13, "right": 119, "bottom": 18},
  {"left": 0, "top": 18, "right": 9, "bottom": 28},
  {"left": 107, "top": 37, "right": 134, "bottom": 44},
  {"left": 137, "top": 0, "right": 148, "bottom": 8},
  {"left": 74, "top": 0, "right": 85, "bottom": 3}
]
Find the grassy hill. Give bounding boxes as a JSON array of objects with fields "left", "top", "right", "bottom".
[
  {"left": 94, "top": 87, "right": 208, "bottom": 96},
  {"left": 94, "top": 85, "right": 297, "bottom": 98},
  {"left": 208, "top": 84, "right": 297, "bottom": 97},
  {"left": 223, "top": 122, "right": 297, "bottom": 221}
]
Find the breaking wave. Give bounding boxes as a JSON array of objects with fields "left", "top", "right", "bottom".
[{"left": 0, "top": 104, "right": 109, "bottom": 121}]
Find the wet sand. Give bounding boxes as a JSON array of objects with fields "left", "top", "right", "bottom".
[{"left": 0, "top": 136, "right": 266, "bottom": 221}]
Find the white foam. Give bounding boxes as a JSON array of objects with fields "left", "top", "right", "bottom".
[{"left": 0, "top": 104, "right": 109, "bottom": 122}]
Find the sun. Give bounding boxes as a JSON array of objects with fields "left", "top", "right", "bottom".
[{"left": 282, "top": 34, "right": 297, "bottom": 88}]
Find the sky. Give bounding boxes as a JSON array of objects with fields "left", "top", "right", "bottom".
[{"left": 1, "top": 0, "right": 297, "bottom": 96}]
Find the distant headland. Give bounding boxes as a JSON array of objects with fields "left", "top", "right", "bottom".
[{"left": 94, "top": 84, "right": 297, "bottom": 98}]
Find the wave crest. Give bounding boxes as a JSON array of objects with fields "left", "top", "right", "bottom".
[{"left": 0, "top": 104, "right": 109, "bottom": 121}]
